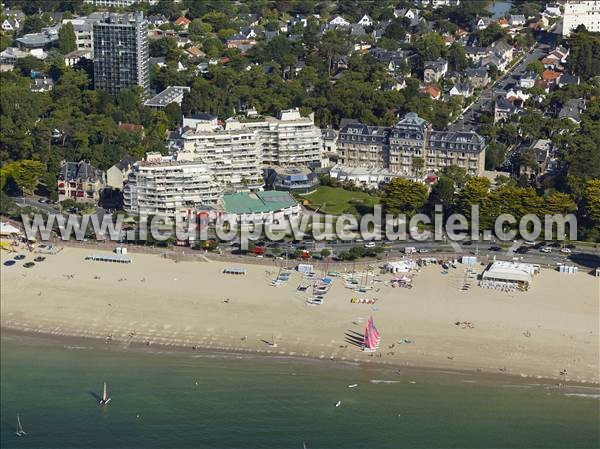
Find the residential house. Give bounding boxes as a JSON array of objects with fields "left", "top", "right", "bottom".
[
  {"left": 57, "top": 161, "right": 106, "bottom": 204},
  {"left": 64, "top": 49, "right": 92, "bottom": 67},
  {"left": 510, "top": 15, "right": 526, "bottom": 27},
  {"left": 184, "top": 46, "right": 205, "bottom": 59},
  {"left": 557, "top": 74, "right": 580, "bottom": 87},
  {"left": 240, "top": 26, "right": 259, "bottom": 39},
  {"left": 497, "top": 18, "right": 510, "bottom": 28},
  {"left": 1, "top": 17, "right": 20, "bottom": 31},
  {"left": 174, "top": 16, "right": 191, "bottom": 30},
  {"left": 322, "top": 128, "right": 339, "bottom": 156},
  {"left": 106, "top": 157, "right": 136, "bottom": 190},
  {"left": 368, "top": 48, "right": 413, "bottom": 73},
  {"left": 518, "top": 139, "right": 552, "bottom": 180},
  {"left": 30, "top": 77, "right": 54, "bottom": 92},
  {"left": 0, "top": 46, "right": 29, "bottom": 72},
  {"left": 423, "top": 58, "right": 448, "bottom": 83},
  {"left": 519, "top": 71, "right": 537, "bottom": 89},
  {"left": 544, "top": 3, "right": 562, "bottom": 17},
  {"left": 465, "top": 46, "right": 489, "bottom": 63},
  {"left": 147, "top": 14, "right": 168, "bottom": 27},
  {"left": 118, "top": 122, "right": 145, "bottom": 137},
  {"left": 420, "top": 85, "right": 441, "bottom": 100},
  {"left": 542, "top": 69, "right": 561, "bottom": 86},
  {"left": 226, "top": 34, "right": 257, "bottom": 49},
  {"left": 472, "top": 16, "right": 492, "bottom": 30},
  {"left": 328, "top": 15, "right": 350, "bottom": 27},
  {"left": 492, "top": 40, "right": 515, "bottom": 62},
  {"left": 558, "top": 98, "right": 586, "bottom": 124},
  {"left": 505, "top": 88, "right": 530, "bottom": 105},
  {"left": 465, "top": 67, "right": 490, "bottom": 88},
  {"left": 449, "top": 81, "right": 474, "bottom": 97},
  {"left": 357, "top": 14, "right": 374, "bottom": 27},
  {"left": 494, "top": 98, "right": 520, "bottom": 123}
]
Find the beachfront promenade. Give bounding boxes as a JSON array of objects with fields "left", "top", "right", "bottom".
[{"left": 1, "top": 246, "right": 598, "bottom": 385}]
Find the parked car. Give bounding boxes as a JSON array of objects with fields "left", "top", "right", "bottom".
[
  {"left": 364, "top": 242, "right": 376, "bottom": 248},
  {"left": 489, "top": 246, "right": 501, "bottom": 252},
  {"left": 540, "top": 247, "right": 552, "bottom": 253},
  {"left": 560, "top": 248, "right": 572, "bottom": 254}
]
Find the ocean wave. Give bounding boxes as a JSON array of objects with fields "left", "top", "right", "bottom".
[
  {"left": 63, "top": 345, "right": 93, "bottom": 350},
  {"left": 370, "top": 380, "right": 400, "bottom": 384},
  {"left": 564, "top": 393, "right": 600, "bottom": 400}
]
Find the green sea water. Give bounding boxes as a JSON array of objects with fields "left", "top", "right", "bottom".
[{"left": 1, "top": 332, "right": 598, "bottom": 449}]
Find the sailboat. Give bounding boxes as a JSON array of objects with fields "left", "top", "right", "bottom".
[
  {"left": 99, "top": 382, "right": 111, "bottom": 405},
  {"left": 16, "top": 414, "right": 26, "bottom": 437},
  {"left": 270, "top": 335, "right": 278, "bottom": 348},
  {"left": 362, "top": 316, "right": 381, "bottom": 353}
]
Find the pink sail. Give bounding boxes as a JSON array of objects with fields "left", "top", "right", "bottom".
[{"left": 363, "top": 316, "right": 380, "bottom": 350}]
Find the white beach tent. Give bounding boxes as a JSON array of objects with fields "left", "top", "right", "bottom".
[{"left": 0, "top": 221, "right": 21, "bottom": 237}]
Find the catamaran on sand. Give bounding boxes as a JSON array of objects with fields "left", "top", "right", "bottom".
[{"left": 362, "top": 316, "right": 381, "bottom": 353}]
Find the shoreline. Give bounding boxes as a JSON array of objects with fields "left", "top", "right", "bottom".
[
  {"left": 4, "top": 326, "right": 598, "bottom": 392},
  {"left": 2, "top": 246, "right": 598, "bottom": 385}
]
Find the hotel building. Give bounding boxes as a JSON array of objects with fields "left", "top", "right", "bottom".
[{"left": 338, "top": 113, "right": 486, "bottom": 177}]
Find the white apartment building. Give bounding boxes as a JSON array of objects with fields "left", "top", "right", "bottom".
[
  {"left": 180, "top": 122, "right": 264, "bottom": 191},
  {"left": 179, "top": 109, "right": 323, "bottom": 186},
  {"left": 229, "top": 108, "right": 323, "bottom": 167},
  {"left": 123, "top": 152, "right": 222, "bottom": 218},
  {"left": 62, "top": 13, "right": 104, "bottom": 57},
  {"left": 563, "top": 1, "right": 600, "bottom": 36}
]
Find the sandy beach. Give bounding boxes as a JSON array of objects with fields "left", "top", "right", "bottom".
[{"left": 1, "top": 246, "right": 598, "bottom": 383}]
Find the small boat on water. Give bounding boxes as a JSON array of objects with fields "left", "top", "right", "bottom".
[
  {"left": 335, "top": 400, "right": 342, "bottom": 407},
  {"left": 16, "top": 414, "right": 26, "bottom": 437},
  {"left": 99, "top": 382, "right": 111, "bottom": 405},
  {"left": 348, "top": 384, "right": 358, "bottom": 388}
]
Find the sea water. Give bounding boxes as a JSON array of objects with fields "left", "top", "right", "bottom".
[{"left": 1, "top": 332, "right": 598, "bottom": 449}]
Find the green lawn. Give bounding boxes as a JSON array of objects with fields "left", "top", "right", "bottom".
[{"left": 299, "top": 186, "right": 380, "bottom": 216}]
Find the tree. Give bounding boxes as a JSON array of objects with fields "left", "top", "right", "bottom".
[
  {"left": 411, "top": 156, "right": 424, "bottom": 176},
  {"left": 22, "top": 15, "right": 45, "bottom": 34},
  {"left": 543, "top": 192, "right": 577, "bottom": 215},
  {"left": 447, "top": 43, "right": 468, "bottom": 72},
  {"left": 526, "top": 60, "right": 544, "bottom": 77},
  {"left": 3, "top": 160, "right": 46, "bottom": 194},
  {"left": 320, "top": 248, "right": 331, "bottom": 258},
  {"left": 163, "top": 102, "right": 182, "bottom": 129},
  {"left": 58, "top": 21, "right": 76, "bottom": 54},
  {"left": 381, "top": 178, "right": 428, "bottom": 216},
  {"left": 565, "top": 31, "right": 600, "bottom": 80},
  {"left": 414, "top": 32, "right": 446, "bottom": 63},
  {"left": 582, "top": 180, "right": 600, "bottom": 237},
  {"left": 455, "top": 177, "right": 491, "bottom": 226},
  {"left": 442, "top": 165, "right": 468, "bottom": 188},
  {"left": 320, "top": 30, "right": 350, "bottom": 75},
  {"left": 426, "top": 176, "right": 455, "bottom": 215}
]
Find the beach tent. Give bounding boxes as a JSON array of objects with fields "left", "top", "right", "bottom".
[{"left": 0, "top": 222, "right": 21, "bottom": 237}]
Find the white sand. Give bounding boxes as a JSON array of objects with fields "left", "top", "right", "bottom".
[{"left": 1, "top": 246, "right": 598, "bottom": 383}]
